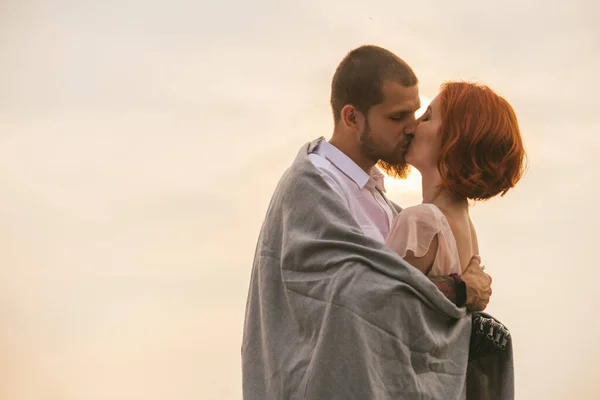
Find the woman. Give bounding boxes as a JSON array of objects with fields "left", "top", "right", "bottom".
[{"left": 386, "top": 81, "right": 526, "bottom": 279}]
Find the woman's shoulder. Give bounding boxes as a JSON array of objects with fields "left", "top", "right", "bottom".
[
  {"left": 397, "top": 203, "right": 445, "bottom": 225},
  {"left": 387, "top": 203, "right": 449, "bottom": 263},
  {"left": 388, "top": 204, "right": 445, "bottom": 245}
]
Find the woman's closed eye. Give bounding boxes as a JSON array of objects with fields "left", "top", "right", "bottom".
[{"left": 419, "top": 107, "right": 432, "bottom": 122}]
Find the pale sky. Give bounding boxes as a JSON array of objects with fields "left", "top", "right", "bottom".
[{"left": 1, "top": 0, "right": 599, "bottom": 399}]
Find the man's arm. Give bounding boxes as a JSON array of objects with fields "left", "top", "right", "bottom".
[{"left": 461, "top": 256, "right": 492, "bottom": 311}]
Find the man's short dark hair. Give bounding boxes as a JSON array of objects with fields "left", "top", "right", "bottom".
[{"left": 330, "top": 45, "right": 418, "bottom": 122}]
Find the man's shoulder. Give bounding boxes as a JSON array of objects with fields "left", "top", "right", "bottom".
[
  {"left": 276, "top": 145, "right": 326, "bottom": 196},
  {"left": 306, "top": 153, "right": 345, "bottom": 186},
  {"left": 307, "top": 152, "right": 331, "bottom": 169}
]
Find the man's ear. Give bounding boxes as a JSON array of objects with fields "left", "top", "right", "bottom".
[{"left": 340, "top": 105, "right": 361, "bottom": 131}]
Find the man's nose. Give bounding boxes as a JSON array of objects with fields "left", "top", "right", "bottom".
[{"left": 404, "top": 116, "right": 417, "bottom": 135}]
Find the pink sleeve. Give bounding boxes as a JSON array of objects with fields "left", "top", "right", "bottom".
[{"left": 385, "top": 205, "right": 440, "bottom": 259}]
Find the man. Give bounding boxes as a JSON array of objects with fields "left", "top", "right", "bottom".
[{"left": 242, "top": 45, "right": 499, "bottom": 399}]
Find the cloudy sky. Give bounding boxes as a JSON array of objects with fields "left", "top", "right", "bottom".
[{"left": 0, "top": 0, "right": 598, "bottom": 398}]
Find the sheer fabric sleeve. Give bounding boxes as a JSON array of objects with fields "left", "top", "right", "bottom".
[
  {"left": 385, "top": 204, "right": 441, "bottom": 259},
  {"left": 386, "top": 204, "right": 461, "bottom": 277}
]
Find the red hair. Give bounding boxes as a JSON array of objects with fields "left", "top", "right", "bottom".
[{"left": 437, "top": 81, "right": 526, "bottom": 200}]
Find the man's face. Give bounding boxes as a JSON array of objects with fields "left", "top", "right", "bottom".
[{"left": 359, "top": 82, "right": 420, "bottom": 175}]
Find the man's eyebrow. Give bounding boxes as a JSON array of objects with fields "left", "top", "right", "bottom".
[{"left": 388, "top": 109, "right": 412, "bottom": 116}]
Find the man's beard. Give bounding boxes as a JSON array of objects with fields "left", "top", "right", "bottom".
[
  {"left": 377, "top": 158, "right": 411, "bottom": 179},
  {"left": 360, "top": 119, "right": 411, "bottom": 179}
]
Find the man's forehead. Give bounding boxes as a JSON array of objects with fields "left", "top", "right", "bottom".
[
  {"left": 381, "top": 82, "right": 420, "bottom": 111},
  {"left": 387, "top": 99, "right": 421, "bottom": 113}
]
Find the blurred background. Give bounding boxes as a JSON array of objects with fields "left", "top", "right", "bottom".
[{"left": 1, "top": 0, "right": 598, "bottom": 398}]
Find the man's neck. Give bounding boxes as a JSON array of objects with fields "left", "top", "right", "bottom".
[{"left": 328, "top": 135, "right": 376, "bottom": 174}]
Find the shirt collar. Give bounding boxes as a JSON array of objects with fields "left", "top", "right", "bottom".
[
  {"left": 314, "top": 140, "right": 387, "bottom": 192},
  {"left": 369, "top": 167, "right": 387, "bottom": 193}
]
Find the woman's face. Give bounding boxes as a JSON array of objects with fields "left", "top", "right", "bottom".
[{"left": 405, "top": 94, "right": 443, "bottom": 172}]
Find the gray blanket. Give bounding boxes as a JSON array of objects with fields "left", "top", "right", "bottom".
[{"left": 242, "top": 139, "right": 513, "bottom": 399}]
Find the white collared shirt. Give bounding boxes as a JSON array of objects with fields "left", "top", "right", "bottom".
[{"left": 308, "top": 140, "right": 395, "bottom": 242}]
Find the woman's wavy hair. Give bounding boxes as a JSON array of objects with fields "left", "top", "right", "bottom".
[{"left": 437, "top": 81, "right": 527, "bottom": 200}]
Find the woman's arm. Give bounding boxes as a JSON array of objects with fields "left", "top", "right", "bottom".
[
  {"left": 401, "top": 235, "right": 439, "bottom": 275},
  {"left": 386, "top": 205, "right": 441, "bottom": 275}
]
